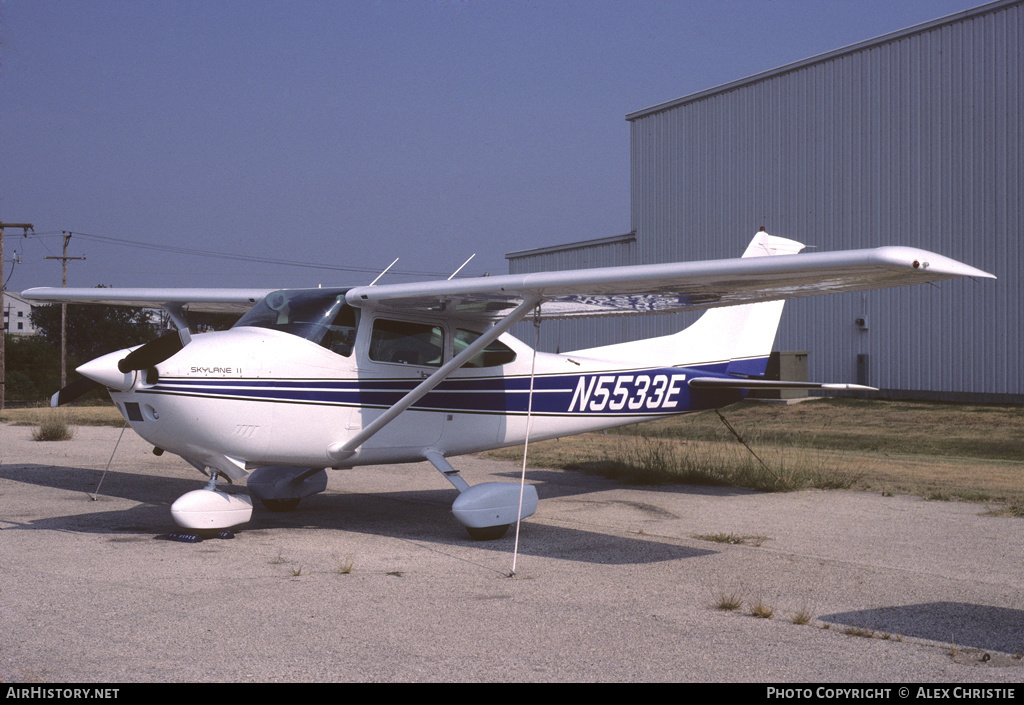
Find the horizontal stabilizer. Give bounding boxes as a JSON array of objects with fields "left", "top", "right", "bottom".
[{"left": 688, "top": 377, "right": 877, "bottom": 391}]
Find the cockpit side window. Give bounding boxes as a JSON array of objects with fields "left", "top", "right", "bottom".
[
  {"left": 369, "top": 318, "right": 443, "bottom": 367},
  {"left": 454, "top": 329, "right": 517, "bottom": 367},
  {"left": 321, "top": 304, "right": 359, "bottom": 357}
]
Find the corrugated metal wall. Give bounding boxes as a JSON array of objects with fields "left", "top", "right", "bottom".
[
  {"left": 507, "top": 233, "right": 637, "bottom": 275},
  {"left": 506, "top": 234, "right": 639, "bottom": 351},
  {"left": 511, "top": 0, "right": 1022, "bottom": 401}
]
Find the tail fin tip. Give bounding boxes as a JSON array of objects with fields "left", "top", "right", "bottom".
[{"left": 742, "top": 230, "right": 805, "bottom": 259}]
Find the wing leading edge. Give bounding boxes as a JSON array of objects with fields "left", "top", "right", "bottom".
[
  {"left": 345, "top": 243, "right": 994, "bottom": 321},
  {"left": 20, "top": 287, "right": 273, "bottom": 315}
]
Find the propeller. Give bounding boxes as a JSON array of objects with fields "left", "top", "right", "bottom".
[
  {"left": 50, "top": 328, "right": 192, "bottom": 407},
  {"left": 117, "top": 328, "right": 191, "bottom": 373},
  {"left": 50, "top": 376, "right": 102, "bottom": 408}
]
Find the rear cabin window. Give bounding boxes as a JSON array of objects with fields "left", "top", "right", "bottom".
[
  {"left": 455, "top": 329, "right": 517, "bottom": 368},
  {"left": 370, "top": 319, "right": 444, "bottom": 367}
]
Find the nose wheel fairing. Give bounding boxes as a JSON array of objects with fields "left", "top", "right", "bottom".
[{"left": 170, "top": 473, "right": 254, "bottom": 530}]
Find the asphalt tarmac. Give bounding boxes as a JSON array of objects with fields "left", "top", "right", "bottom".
[{"left": 1, "top": 424, "right": 1022, "bottom": 683}]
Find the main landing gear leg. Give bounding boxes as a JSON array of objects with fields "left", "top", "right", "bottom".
[
  {"left": 424, "top": 450, "right": 538, "bottom": 540},
  {"left": 246, "top": 466, "right": 328, "bottom": 512}
]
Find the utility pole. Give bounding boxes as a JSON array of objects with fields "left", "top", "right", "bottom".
[
  {"left": 45, "top": 232, "right": 86, "bottom": 387},
  {"left": 1, "top": 222, "right": 34, "bottom": 414}
]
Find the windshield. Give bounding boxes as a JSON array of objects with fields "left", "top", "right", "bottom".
[{"left": 234, "top": 288, "right": 358, "bottom": 355}]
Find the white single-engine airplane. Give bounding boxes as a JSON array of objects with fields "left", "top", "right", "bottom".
[{"left": 22, "top": 231, "right": 994, "bottom": 539}]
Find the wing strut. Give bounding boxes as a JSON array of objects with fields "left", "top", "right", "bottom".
[{"left": 326, "top": 294, "right": 543, "bottom": 463}]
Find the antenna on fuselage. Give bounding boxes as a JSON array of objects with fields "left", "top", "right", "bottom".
[
  {"left": 369, "top": 257, "right": 399, "bottom": 286},
  {"left": 448, "top": 254, "right": 476, "bottom": 280}
]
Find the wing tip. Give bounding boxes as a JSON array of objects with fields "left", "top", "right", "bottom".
[{"left": 872, "top": 246, "right": 995, "bottom": 280}]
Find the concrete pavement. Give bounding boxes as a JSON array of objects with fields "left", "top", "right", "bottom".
[{"left": 1, "top": 424, "right": 1022, "bottom": 682}]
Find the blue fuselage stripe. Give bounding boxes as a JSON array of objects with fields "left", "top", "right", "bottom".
[{"left": 141, "top": 363, "right": 747, "bottom": 416}]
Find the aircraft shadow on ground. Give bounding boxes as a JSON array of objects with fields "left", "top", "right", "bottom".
[
  {"left": 0, "top": 463, "right": 716, "bottom": 566},
  {"left": 494, "top": 467, "right": 761, "bottom": 501},
  {"left": 1, "top": 463, "right": 200, "bottom": 505},
  {"left": 820, "top": 603, "right": 1024, "bottom": 656}
]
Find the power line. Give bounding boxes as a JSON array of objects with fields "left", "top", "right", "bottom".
[
  {"left": 1, "top": 222, "right": 34, "bottom": 414},
  {"left": 43, "top": 232, "right": 86, "bottom": 388},
  {"left": 36, "top": 230, "right": 471, "bottom": 279}
]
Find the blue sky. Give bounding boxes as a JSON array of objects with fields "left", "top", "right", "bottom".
[{"left": 1, "top": 0, "right": 984, "bottom": 291}]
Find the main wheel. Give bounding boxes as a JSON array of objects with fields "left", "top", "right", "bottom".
[
  {"left": 465, "top": 524, "right": 509, "bottom": 541},
  {"left": 261, "top": 498, "right": 301, "bottom": 512}
]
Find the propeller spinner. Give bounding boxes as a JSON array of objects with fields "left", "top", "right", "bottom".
[{"left": 50, "top": 328, "right": 192, "bottom": 407}]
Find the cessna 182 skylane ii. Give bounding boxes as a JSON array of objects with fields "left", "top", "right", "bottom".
[{"left": 22, "top": 231, "right": 994, "bottom": 539}]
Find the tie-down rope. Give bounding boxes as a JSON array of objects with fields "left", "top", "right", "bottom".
[{"left": 509, "top": 306, "right": 542, "bottom": 577}]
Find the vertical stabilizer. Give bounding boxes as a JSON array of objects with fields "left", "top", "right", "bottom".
[{"left": 568, "top": 231, "right": 804, "bottom": 373}]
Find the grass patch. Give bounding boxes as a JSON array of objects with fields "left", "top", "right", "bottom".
[
  {"left": 984, "top": 497, "right": 1024, "bottom": 518},
  {"left": 31, "top": 410, "right": 76, "bottom": 441},
  {"left": 496, "top": 432, "right": 862, "bottom": 493},
  {"left": 485, "top": 398, "right": 1024, "bottom": 507},
  {"left": 844, "top": 626, "right": 876, "bottom": 638},
  {"left": 790, "top": 608, "right": 813, "bottom": 625},
  {"left": 749, "top": 599, "right": 774, "bottom": 619},
  {"left": 611, "top": 397, "right": 1024, "bottom": 462},
  {"left": 692, "top": 532, "right": 767, "bottom": 546},
  {"left": 3, "top": 403, "right": 124, "bottom": 428},
  {"left": 713, "top": 591, "right": 743, "bottom": 611}
]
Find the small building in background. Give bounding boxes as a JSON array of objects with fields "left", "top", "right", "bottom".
[{"left": 3, "top": 292, "right": 37, "bottom": 336}]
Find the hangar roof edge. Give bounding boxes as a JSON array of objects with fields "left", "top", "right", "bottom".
[
  {"left": 626, "top": 0, "right": 1019, "bottom": 121},
  {"left": 505, "top": 232, "right": 636, "bottom": 261}
]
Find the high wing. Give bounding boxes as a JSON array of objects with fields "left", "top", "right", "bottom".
[
  {"left": 21, "top": 244, "right": 993, "bottom": 323},
  {"left": 20, "top": 287, "right": 272, "bottom": 331},
  {"left": 19, "top": 287, "right": 271, "bottom": 314},
  {"left": 345, "top": 245, "right": 994, "bottom": 321}
]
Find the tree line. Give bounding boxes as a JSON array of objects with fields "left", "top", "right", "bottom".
[{"left": 5, "top": 298, "right": 238, "bottom": 403}]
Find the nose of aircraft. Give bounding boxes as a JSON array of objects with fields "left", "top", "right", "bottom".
[{"left": 76, "top": 349, "right": 137, "bottom": 392}]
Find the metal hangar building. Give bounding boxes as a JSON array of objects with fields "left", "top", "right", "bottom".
[{"left": 507, "top": 0, "right": 1022, "bottom": 403}]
